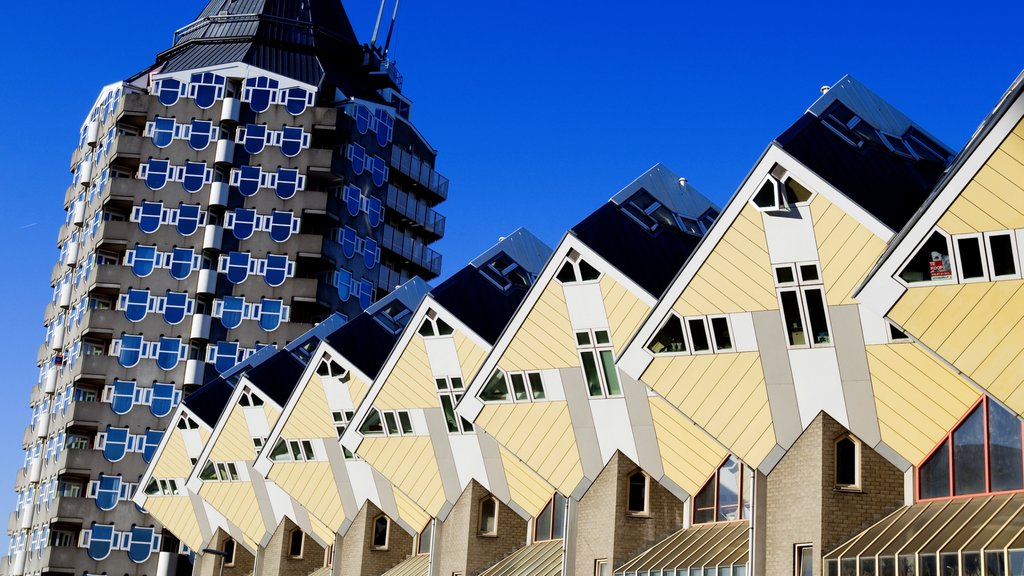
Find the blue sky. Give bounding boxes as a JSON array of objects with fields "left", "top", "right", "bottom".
[{"left": 0, "top": 0, "right": 1022, "bottom": 549}]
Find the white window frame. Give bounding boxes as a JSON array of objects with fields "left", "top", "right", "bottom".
[
  {"left": 479, "top": 496, "right": 500, "bottom": 536},
  {"left": 885, "top": 321, "right": 911, "bottom": 344},
  {"left": 626, "top": 471, "right": 651, "bottom": 516},
  {"left": 985, "top": 230, "right": 1021, "bottom": 280},
  {"left": 288, "top": 529, "right": 305, "bottom": 559},
  {"left": 646, "top": 313, "right": 691, "bottom": 357},
  {"left": 371, "top": 515, "right": 390, "bottom": 550},
  {"left": 952, "top": 232, "right": 989, "bottom": 284},
  {"left": 776, "top": 261, "right": 832, "bottom": 350},
  {"left": 774, "top": 264, "right": 799, "bottom": 288},
  {"left": 708, "top": 315, "right": 735, "bottom": 353},
  {"left": 684, "top": 316, "right": 714, "bottom": 355},
  {"left": 834, "top": 434, "right": 862, "bottom": 491},
  {"left": 575, "top": 329, "right": 621, "bottom": 398},
  {"left": 895, "top": 228, "right": 957, "bottom": 288},
  {"left": 750, "top": 175, "right": 787, "bottom": 213}
]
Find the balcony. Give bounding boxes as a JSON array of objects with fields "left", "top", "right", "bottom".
[
  {"left": 380, "top": 224, "right": 442, "bottom": 277},
  {"left": 389, "top": 147, "right": 448, "bottom": 203},
  {"left": 35, "top": 545, "right": 84, "bottom": 575},
  {"left": 55, "top": 449, "right": 97, "bottom": 476},
  {"left": 66, "top": 355, "right": 119, "bottom": 385},
  {"left": 290, "top": 234, "right": 325, "bottom": 258},
  {"left": 385, "top": 185, "right": 445, "bottom": 240}
]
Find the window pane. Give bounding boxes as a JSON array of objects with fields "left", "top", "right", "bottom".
[
  {"left": 985, "top": 552, "right": 1005, "bottom": 576},
  {"left": 919, "top": 438, "right": 951, "bottom": 499},
  {"left": 398, "top": 412, "right": 414, "bottom": 435},
  {"left": 775, "top": 266, "right": 795, "bottom": 285},
  {"left": 440, "top": 395, "right": 459, "bottom": 433},
  {"left": 835, "top": 438, "right": 857, "bottom": 486},
  {"left": 953, "top": 405, "right": 986, "bottom": 495},
  {"left": 693, "top": 476, "right": 716, "bottom": 524},
  {"left": 579, "top": 260, "right": 601, "bottom": 281},
  {"left": 717, "top": 458, "right": 740, "bottom": 521},
  {"left": 595, "top": 330, "right": 610, "bottom": 345},
  {"left": 799, "top": 264, "right": 819, "bottom": 283},
  {"left": 372, "top": 517, "right": 388, "bottom": 547},
  {"left": 418, "top": 523, "right": 432, "bottom": 555},
  {"left": 688, "top": 319, "right": 711, "bottom": 352},
  {"left": 528, "top": 373, "right": 546, "bottom": 400},
  {"left": 480, "top": 371, "right": 510, "bottom": 402},
  {"left": 556, "top": 262, "right": 577, "bottom": 283},
  {"left": 899, "top": 232, "right": 952, "bottom": 283},
  {"left": 711, "top": 317, "right": 733, "bottom": 351},
  {"left": 990, "top": 234, "right": 1018, "bottom": 277},
  {"left": 990, "top": 400, "right": 1024, "bottom": 492},
  {"left": 289, "top": 531, "right": 303, "bottom": 557},
  {"left": 957, "top": 237, "right": 986, "bottom": 280},
  {"left": 803, "top": 289, "right": 831, "bottom": 345},
  {"left": 510, "top": 374, "right": 529, "bottom": 401},
  {"left": 627, "top": 474, "right": 646, "bottom": 513},
  {"left": 535, "top": 500, "right": 552, "bottom": 541},
  {"left": 648, "top": 316, "right": 687, "bottom": 354},
  {"left": 479, "top": 499, "right": 497, "bottom": 533},
  {"left": 581, "top": 352, "right": 603, "bottom": 397},
  {"left": 780, "top": 290, "right": 806, "bottom": 346},
  {"left": 599, "top": 351, "right": 621, "bottom": 396},
  {"left": 552, "top": 493, "right": 566, "bottom": 539},
  {"left": 798, "top": 547, "right": 813, "bottom": 576},
  {"left": 383, "top": 412, "right": 400, "bottom": 436}
]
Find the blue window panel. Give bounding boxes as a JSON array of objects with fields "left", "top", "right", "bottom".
[
  {"left": 275, "top": 168, "right": 303, "bottom": 199},
  {"left": 235, "top": 165, "right": 265, "bottom": 197},
  {"left": 121, "top": 289, "right": 150, "bottom": 323},
  {"left": 341, "top": 227, "right": 358, "bottom": 259},
  {"left": 156, "top": 338, "right": 183, "bottom": 371},
  {"left": 220, "top": 296, "right": 245, "bottom": 329},
  {"left": 211, "top": 342, "right": 240, "bottom": 373},
  {"left": 269, "top": 211, "right": 297, "bottom": 243},
  {"left": 349, "top": 143, "right": 366, "bottom": 175},
  {"left": 169, "top": 248, "right": 197, "bottom": 281},
  {"left": 103, "top": 427, "right": 130, "bottom": 463},
  {"left": 142, "top": 430, "right": 163, "bottom": 463},
  {"left": 87, "top": 524, "right": 116, "bottom": 561},
  {"left": 155, "top": 78, "right": 184, "bottom": 106},
  {"left": 182, "top": 161, "right": 210, "bottom": 193},
  {"left": 264, "top": 255, "right": 292, "bottom": 287},
  {"left": 188, "top": 120, "right": 217, "bottom": 151},
  {"left": 130, "top": 245, "right": 158, "bottom": 277},
  {"left": 224, "top": 252, "right": 251, "bottom": 284},
  {"left": 111, "top": 380, "right": 136, "bottom": 416},
  {"left": 151, "top": 117, "right": 176, "bottom": 148},
  {"left": 280, "top": 126, "right": 308, "bottom": 158},
  {"left": 230, "top": 209, "right": 257, "bottom": 240},
  {"left": 367, "top": 196, "right": 383, "bottom": 228},
  {"left": 150, "top": 383, "right": 177, "bottom": 418},
  {"left": 241, "top": 124, "right": 267, "bottom": 155},
  {"left": 128, "top": 526, "right": 158, "bottom": 564},
  {"left": 370, "top": 156, "right": 388, "bottom": 187},
  {"left": 137, "top": 201, "right": 163, "bottom": 234},
  {"left": 176, "top": 204, "right": 202, "bottom": 236},
  {"left": 359, "top": 279, "right": 374, "bottom": 310},
  {"left": 243, "top": 76, "right": 278, "bottom": 114},
  {"left": 164, "top": 292, "right": 190, "bottom": 325},
  {"left": 354, "top": 104, "right": 371, "bottom": 134},
  {"left": 95, "top": 474, "right": 121, "bottom": 511},
  {"left": 374, "top": 109, "right": 394, "bottom": 147},
  {"left": 336, "top": 269, "right": 352, "bottom": 301},
  {"left": 345, "top": 184, "right": 361, "bottom": 217},
  {"left": 259, "top": 299, "right": 284, "bottom": 332},
  {"left": 190, "top": 72, "right": 225, "bottom": 109},
  {"left": 283, "top": 86, "right": 313, "bottom": 116},
  {"left": 364, "top": 238, "right": 379, "bottom": 270},
  {"left": 141, "top": 159, "right": 172, "bottom": 191},
  {"left": 118, "top": 335, "right": 144, "bottom": 368}
]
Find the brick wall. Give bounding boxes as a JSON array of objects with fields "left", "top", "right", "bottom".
[
  {"left": 337, "top": 501, "right": 413, "bottom": 576},
  {"left": 260, "top": 518, "right": 327, "bottom": 576},
  {"left": 197, "top": 531, "right": 254, "bottom": 576}
]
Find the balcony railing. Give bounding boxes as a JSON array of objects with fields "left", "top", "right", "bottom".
[
  {"left": 389, "top": 147, "right": 448, "bottom": 202},
  {"left": 386, "top": 185, "right": 445, "bottom": 239},
  {"left": 380, "top": 224, "right": 442, "bottom": 277}
]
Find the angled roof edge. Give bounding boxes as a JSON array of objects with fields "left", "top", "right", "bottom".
[{"left": 609, "top": 162, "right": 719, "bottom": 218}]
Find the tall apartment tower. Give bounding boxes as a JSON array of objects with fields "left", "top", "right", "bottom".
[{"left": 8, "top": 1, "right": 446, "bottom": 575}]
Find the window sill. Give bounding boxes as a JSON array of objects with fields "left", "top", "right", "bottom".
[
  {"left": 371, "top": 547, "right": 389, "bottom": 552},
  {"left": 478, "top": 532, "right": 499, "bottom": 538},
  {"left": 833, "top": 486, "right": 863, "bottom": 494},
  {"left": 627, "top": 512, "right": 651, "bottom": 518}
]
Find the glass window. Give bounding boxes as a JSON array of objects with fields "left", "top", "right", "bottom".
[
  {"left": 176, "top": 204, "right": 203, "bottom": 236},
  {"left": 157, "top": 338, "right": 183, "bottom": 371},
  {"left": 155, "top": 78, "right": 184, "bottom": 106},
  {"left": 190, "top": 72, "right": 225, "bottom": 109},
  {"left": 264, "top": 254, "right": 293, "bottom": 287},
  {"left": 648, "top": 315, "right": 687, "bottom": 354},
  {"left": 987, "top": 232, "right": 1019, "bottom": 279},
  {"left": 481, "top": 252, "right": 534, "bottom": 291},
  {"left": 234, "top": 165, "right": 266, "bottom": 197},
  {"left": 229, "top": 208, "right": 257, "bottom": 240},
  {"left": 188, "top": 119, "right": 217, "bottom": 151},
  {"left": 127, "top": 526, "right": 157, "bottom": 564},
  {"left": 163, "top": 292, "right": 191, "bottom": 325},
  {"left": 259, "top": 299, "right": 285, "bottom": 332},
  {"left": 269, "top": 211, "right": 297, "bottom": 243},
  {"left": 627, "top": 472, "right": 648, "bottom": 514},
  {"left": 688, "top": 318, "right": 711, "bottom": 353},
  {"left": 169, "top": 248, "right": 197, "bottom": 280},
  {"left": 370, "top": 155, "right": 388, "bottom": 187},
  {"left": 952, "top": 404, "right": 986, "bottom": 495},
  {"left": 103, "top": 427, "right": 130, "bottom": 462},
  {"left": 86, "top": 523, "right": 116, "bottom": 561},
  {"left": 372, "top": 516, "right": 389, "bottom": 548},
  {"left": 623, "top": 189, "right": 677, "bottom": 231},
  {"left": 374, "top": 108, "right": 394, "bottom": 146},
  {"left": 136, "top": 200, "right": 164, "bottom": 233},
  {"left": 955, "top": 235, "right": 987, "bottom": 281},
  {"left": 752, "top": 176, "right": 783, "bottom": 211},
  {"left": 796, "top": 545, "right": 813, "bottom": 576},
  {"left": 417, "top": 523, "right": 432, "bottom": 555},
  {"left": 899, "top": 231, "right": 953, "bottom": 283},
  {"left": 150, "top": 383, "right": 177, "bottom": 418},
  {"left": 803, "top": 288, "right": 831, "bottom": 345},
  {"left": 94, "top": 474, "right": 121, "bottom": 511},
  {"left": 534, "top": 494, "right": 567, "bottom": 542},
  {"left": 480, "top": 371, "right": 510, "bottom": 402},
  {"left": 241, "top": 124, "right": 268, "bottom": 155},
  {"left": 243, "top": 76, "right": 279, "bottom": 113},
  {"left": 835, "top": 436, "right": 859, "bottom": 489},
  {"left": 288, "top": 530, "right": 304, "bottom": 558},
  {"left": 348, "top": 143, "right": 367, "bottom": 174},
  {"left": 111, "top": 380, "right": 136, "bottom": 415},
  {"left": 275, "top": 167, "right": 304, "bottom": 199},
  {"left": 280, "top": 126, "right": 309, "bottom": 158},
  {"left": 181, "top": 161, "right": 211, "bottom": 193},
  {"left": 479, "top": 497, "right": 498, "bottom": 535},
  {"left": 693, "top": 456, "right": 752, "bottom": 524},
  {"left": 780, "top": 290, "right": 806, "bottom": 347},
  {"left": 118, "top": 334, "right": 145, "bottom": 368},
  {"left": 710, "top": 317, "right": 733, "bottom": 352},
  {"left": 283, "top": 86, "right": 313, "bottom": 116},
  {"left": 223, "top": 539, "right": 236, "bottom": 566},
  {"left": 223, "top": 252, "right": 251, "bottom": 285},
  {"left": 919, "top": 438, "right": 952, "bottom": 500},
  {"left": 122, "top": 289, "right": 151, "bottom": 323},
  {"left": 359, "top": 409, "right": 385, "bottom": 436}
]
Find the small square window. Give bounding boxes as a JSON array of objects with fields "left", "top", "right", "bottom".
[{"left": 775, "top": 265, "right": 797, "bottom": 286}]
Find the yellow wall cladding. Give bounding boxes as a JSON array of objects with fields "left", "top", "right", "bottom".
[
  {"left": 209, "top": 404, "right": 259, "bottom": 463},
  {"left": 359, "top": 436, "right": 446, "bottom": 517},
  {"left": 375, "top": 334, "right": 437, "bottom": 410},
  {"left": 809, "top": 195, "right": 887, "bottom": 306},
  {"left": 475, "top": 401, "right": 583, "bottom": 496},
  {"left": 348, "top": 374, "right": 371, "bottom": 407},
  {"left": 889, "top": 281, "right": 1024, "bottom": 417},
  {"left": 643, "top": 352, "right": 775, "bottom": 468},
  {"left": 648, "top": 395, "right": 728, "bottom": 496},
  {"left": 281, "top": 374, "right": 336, "bottom": 440},
  {"left": 199, "top": 482, "right": 262, "bottom": 550},
  {"left": 866, "top": 343, "right": 981, "bottom": 464},
  {"left": 498, "top": 445, "right": 556, "bottom": 518},
  {"left": 269, "top": 461, "right": 344, "bottom": 533},
  {"left": 672, "top": 204, "right": 776, "bottom": 317},
  {"left": 599, "top": 275, "right": 651, "bottom": 354},
  {"left": 394, "top": 489, "right": 432, "bottom": 533},
  {"left": 937, "top": 118, "right": 1024, "bottom": 234},
  {"left": 454, "top": 330, "right": 487, "bottom": 381},
  {"left": 498, "top": 281, "right": 578, "bottom": 372},
  {"left": 152, "top": 428, "right": 193, "bottom": 479},
  {"left": 145, "top": 496, "right": 203, "bottom": 551}
]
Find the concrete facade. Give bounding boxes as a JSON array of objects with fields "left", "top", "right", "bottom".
[
  {"left": 337, "top": 502, "right": 413, "bottom": 576},
  {"left": 435, "top": 481, "right": 527, "bottom": 576}
]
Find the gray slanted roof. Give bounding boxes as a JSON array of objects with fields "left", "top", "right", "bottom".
[
  {"left": 380, "top": 554, "right": 429, "bottom": 576},
  {"left": 478, "top": 540, "right": 563, "bottom": 576},
  {"left": 614, "top": 520, "right": 749, "bottom": 575}
]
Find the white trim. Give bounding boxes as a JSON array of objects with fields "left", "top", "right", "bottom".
[
  {"left": 951, "top": 232, "right": 989, "bottom": 283},
  {"left": 986, "top": 230, "right": 1023, "bottom": 280}
]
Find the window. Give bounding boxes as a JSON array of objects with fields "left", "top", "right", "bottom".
[
  {"left": 437, "top": 377, "right": 474, "bottom": 434},
  {"left": 480, "top": 252, "right": 534, "bottom": 291},
  {"left": 480, "top": 370, "right": 511, "bottom": 402},
  {"left": 627, "top": 471, "right": 650, "bottom": 515},
  {"left": 555, "top": 249, "right": 601, "bottom": 284},
  {"left": 621, "top": 189, "right": 676, "bottom": 231},
  {"left": 647, "top": 313, "right": 734, "bottom": 355},
  {"left": 288, "top": 529, "right": 304, "bottom": 558},
  {"left": 479, "top": 496, "right": 498, "bottom": 535},
  {"left": 821, "top": 101, "right": 869, "bottom": 147},
  {"left": 418, "top": 310, "right": 454, "bottom": 337},
  {"left": 898, "top": 230, "right": 954, "bottom": 284},
  {"left": 595, "top": 559, "right": 611, "bottom": 576},
  {"left": 887, "top": 322, "right": 910, "bottom": 343},
  {"left": 904, "top": 127, "right": 951, "bottom": 164},
  {"left": 776, "top": 262, "right": 831, "bottom": 348},
  {"left": 269, "top": 439, "right": 317, "bottom": 462},
  {"left": 918, "top": 396, "right": 1024, "bottom": 500},
  {"left": 647, "top": 315, "right": 687, "bottom": 354},
  {"left": 534, "top": 494, "right": 567, "bottom": 542},
  {"left": 986, "top": 231, "right": 1020, "bottom": 279},
  {"left": 686, "top": 317, "right": 712, "bottom": 354},
  {"left": 796, "top": 544, "right": 813, "bottom": 576},
  {"left": 417, "top": 522, "right": 432, "bottom": 555},
  {"left": 359, "top": 408, "right": 413, "bottom": 437},
  {"left": 953, "top": 234, "right": 988, "bottom": 282},
  {"left": 752, "top": 175, "right": 787, "bottom": 212},
  {"left": 835, "top": 435, "right": 861, "bottom": 490},
  {"left": 374, "top": 301, "right": 412, "bottom": 334},
  {"left": 576, "top": 330, "right": 621, "bottom": 397},
  {"left": 223, "top": 539, "right": 236, "bottom": 567},
  {"left": 372, "top": 515, "right": 389, "bottom": 549},
  {"left": 693, "top": 456, "right": 753, "bottom": 524},
  {"left": 478, "top": 369, "right": 545, "bottom": 404}
]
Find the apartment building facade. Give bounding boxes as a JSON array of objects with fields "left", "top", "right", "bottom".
[{"left": 8, "top": 1, "right": 447, "bottom": 575}]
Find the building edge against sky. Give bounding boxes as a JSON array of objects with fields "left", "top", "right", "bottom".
[{"left": 4, "top": 1, "right": 449, "bottom": 575}]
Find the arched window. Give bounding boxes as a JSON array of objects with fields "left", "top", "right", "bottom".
[
  {"left": 627, "top": 471, "right": 650, "bottom": 515},
  {"left": 371, "top": 515, "right": 389, "bottom": 549},
  {"left": 222, "top": 538, "right": 236, "bottom": 566},
  {"left": 288, "top": 529, "right": 304, "bottom": 558},
  {"left": 479, "top": 497, "right": 499, "bottom": 535},
  {"left": 918, "top": 396, "right": 1024, "bottom": 500},
  {"left": 693, "top": 456, "right": 753, "bottom": 524},
  {"left": 835, "top": 435, "right": 861, "bottom": 490}
]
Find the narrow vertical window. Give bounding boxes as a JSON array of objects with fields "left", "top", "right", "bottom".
[
  {"left": 803, "top": 288, "right": 831, "bottom": 345},
  {"left": 479, "top": 497, "right": 498, "bottom": 535},
  {"left": 223, "top": 539, "right": 236, "bottom": 566},
  {"left": 986, "top": 232, "right": 1020, "bottom": 279},
  {"left": 417, "top": 523, "right": 432, "bottom": 555},
  {"left": 710, "top": 316, "right": 734, "bottom": 352},
  {"left": 576, "top": 330, "right": 621, "bottom": 397},
  {"left": 627, "top": 472, "right": 649, "bottom": 515},
  {"left": 954, "top": 235, "right": 987, "bottom": 281},
  {"left": 288, "top": 529, "right": 304, "bottom": 558},
  {"left": 834, "top": 436, "right": 860, "bottom": 490},
  {"left": 796, "top": 544, "right": 814, "bottom": 576},
  {"left": 780, "top": 290, "right": 806, "bottom": 347},
  {"left": 371, "top": 516, "right": 389, "bottom": 549},
  {"left": 647, "top": 315, "right": 688, "bottom": 354},
  {"left": 687, "top": 318, "right": 711, "bottom": 353}
]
